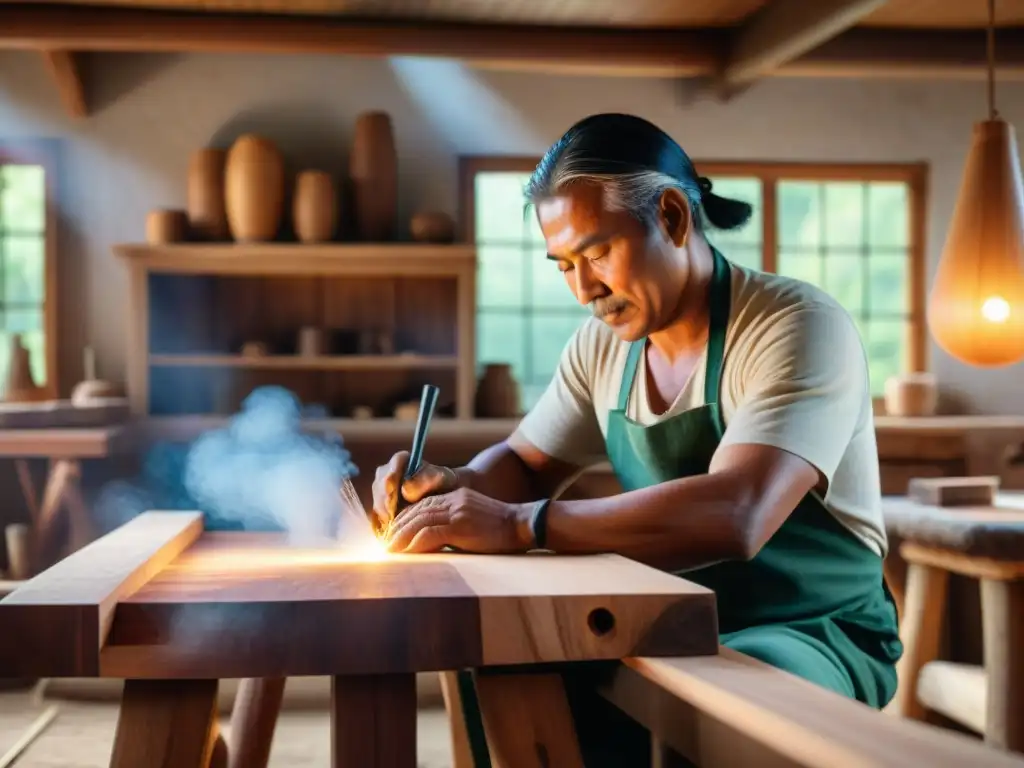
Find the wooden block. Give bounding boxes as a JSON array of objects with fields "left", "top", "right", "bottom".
[
  {"left": 0, "top": 511, "right": 204, "bottom": 676},
  {"left": 908, "top": 476, "right": 1000, "bottom": 507},
  {"left": 0, "top": 518, "right": 718, "bottom": 679}
]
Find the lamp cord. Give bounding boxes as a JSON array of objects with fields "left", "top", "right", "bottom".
[{"left": 987, "top": 0, "right": 999, "bottom": 120}]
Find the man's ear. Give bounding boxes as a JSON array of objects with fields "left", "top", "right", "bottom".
[{"left": 657, "top": 188, "right": 692, "bottom": 247}]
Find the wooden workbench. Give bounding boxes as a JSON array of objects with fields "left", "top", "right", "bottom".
[
  {"left": 0, "top": 512, "right": 717, "bottom": 767},
  {"left": 0, "top": 425, "right": 131, "bottom": 574}
]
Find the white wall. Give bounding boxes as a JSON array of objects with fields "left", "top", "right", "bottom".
[{"left": 1, "top": 50, "right": 1022, "bottom": 413}]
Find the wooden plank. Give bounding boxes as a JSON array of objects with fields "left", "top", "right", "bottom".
[
  {"left": 93, "top": 534, "right": 715, "bottom": 678},
  {"left": 0, "top": 4, "right": 721, "bottom": 77},
  {"left": 6, "top": 3, "right": 1024, "bottom": 80},
  {"left": 0, "top": 511, "right": 204, "bottom": 677},
  {"left": 113, "top": 243, "right": 476, "bottom": 277},
  {"left": 15, "top": 0, "right": 770, "bottom": 28},
  {"left": 596, "top": 649, "right": 1024, "bottom": 767}
]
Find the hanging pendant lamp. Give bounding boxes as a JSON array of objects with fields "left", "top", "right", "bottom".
[{"left": 926, "top": 0, "right": 1024, "bottom": 367}]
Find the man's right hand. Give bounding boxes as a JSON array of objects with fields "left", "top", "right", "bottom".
[{"left": 370, "top": 451, "right": 461, "bottom": 531}]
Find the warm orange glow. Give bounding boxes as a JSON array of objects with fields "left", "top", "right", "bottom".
[
  {"left": 340, "top": 534, "right": 392, "bottom": 562},
  {"left": 927, "top": 119, "right": 1024, "bottom": 367}
]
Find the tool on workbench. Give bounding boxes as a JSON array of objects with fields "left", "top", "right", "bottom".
[{"left": 393, "top": 384, "right": 440, "bottom": 523}]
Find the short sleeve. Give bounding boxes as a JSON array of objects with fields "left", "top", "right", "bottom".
[
  {"left": 719, "top": 300, "right": 869, "bottom": 486},
  {"left": 512, "top": 324, "right": 607, "bottom": 467}
]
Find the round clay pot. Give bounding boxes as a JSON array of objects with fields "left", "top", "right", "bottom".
[
  {"left": 224, "top": 134, "right": 285, "bottom": 242},
  {"left": 186, "top": 148, "right": 229, "bottom": 240},
  {"left": 145, "top": 209, "right": 187, "bottom": 244},
  {"left": 293, "top": 171, "right": 338, "bottom": 243},
  {"left": 474, "top": 364, "right": 520, "bottom": 418},
  {"left": 410, "top": 211, "right": 455, "bottom": 243},
  {"left": 349, "top": 112, "right": 398, "bottom": 242}
]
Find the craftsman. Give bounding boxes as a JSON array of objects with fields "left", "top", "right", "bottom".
[{"left": 371, "top": 113, "right": 902, "bottom": 762}]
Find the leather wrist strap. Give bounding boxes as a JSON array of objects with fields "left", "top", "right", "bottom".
[{"left": 529, "top": 498, "right": 552, "bottom": 550}]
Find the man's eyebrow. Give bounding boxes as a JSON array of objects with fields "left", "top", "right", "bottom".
[{"left": 546, "top": 234, "right": 608, "bottom": 260}]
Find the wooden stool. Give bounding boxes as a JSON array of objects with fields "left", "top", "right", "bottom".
[{"left": 884, "top": 493, "right": 1024, "bottom": 752}]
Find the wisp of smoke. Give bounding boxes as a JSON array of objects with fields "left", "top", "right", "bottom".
[
  {"left": 184, "top": 387, "right": 358, "bottom": 539},
  {"left": 94, "top": 386, "right": 366, "bottom": 542}
]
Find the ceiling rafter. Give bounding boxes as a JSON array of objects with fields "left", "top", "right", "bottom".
[
  {"left": 716, "top": 0, "right": 890, "bottom": 97},
  {"left": 3, "top": 2, "right": 1024, "bottom": 121},
  {"left": 39, "top": 48, "right": 88, "bottom": 118}
]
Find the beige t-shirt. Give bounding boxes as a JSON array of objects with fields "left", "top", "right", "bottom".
[{"left": 513, "top": 263, "right": 887, "bottom": 557}]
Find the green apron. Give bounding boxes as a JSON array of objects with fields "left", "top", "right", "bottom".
[{"left": 460, "top": 248, "right": 902, "bottom": 767}]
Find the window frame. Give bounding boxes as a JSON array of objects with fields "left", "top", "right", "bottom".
[
  {"left": 459, "top": 156, "right": 930, "bottom": 406},
  {"left": 0, "top": 138, "right": 61, "bottom": 400}
]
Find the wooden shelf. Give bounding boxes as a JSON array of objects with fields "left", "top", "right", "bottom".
[
  {"left": 149, "top": 354, "right": 459, "bottom": 370},
  {"left": 138, "top": 415, "right": 519, "bottom": 442},
  {"left": 121, "top": 241, "right": 478, "bottom": 419},
  {"left": 115, "top": 242, "right": 476, "bottom": 276}
]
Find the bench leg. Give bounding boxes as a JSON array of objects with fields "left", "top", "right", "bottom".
[
  {"left": 474, "top": 670, "right": 585, "bottom": 768},
  {"left": 226, "top": 677, "right": 286, "bottom": 768},
  {"left": 109, "top": 679, "right": 219, "bottom": 768},
  {"left": 331, "top": 673, "right": 417, "bottom": 768},
  {"left": 439, "top": 671, "right": 476, "bottom": 768},
  {"left": 981, "top": 579, "right": 1024, "bottom": 753},
  {"left": 894, "top": 562, "right": 948, "bottom": 720}
]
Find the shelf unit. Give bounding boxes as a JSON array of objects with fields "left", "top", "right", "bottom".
[{"left": 116, "top": 243, "right": 477, "bottom": 420}]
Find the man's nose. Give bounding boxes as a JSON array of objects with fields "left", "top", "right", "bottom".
[{"left": 574, "top": 262, "right": 604, "bottom": 305}]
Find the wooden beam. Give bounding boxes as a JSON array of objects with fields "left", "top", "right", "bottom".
[
  {"left": 786, "top": 26, "right": 1024, "bottom": 81},
  {"left": 2, "top": 3, "right": 1024, "bottom": 81},
  {"left": 719, "top": 0, "right": 890, "bottom": 94},
  {"left": 39, "top": 48, "right": 88, "bottom": 118},
  {"left": 0, "top": 4, "right": 721, "bottom": 78}
]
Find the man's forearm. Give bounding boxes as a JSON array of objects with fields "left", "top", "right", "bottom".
[{"left": 542, "top": 472, "right": 755, "bottom": 572}]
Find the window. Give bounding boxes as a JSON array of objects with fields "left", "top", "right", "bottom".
[
  {"left": 462, "top": 158, "right": 926, "bottom": 409},
  {"left": 697, "top": 163, "right": 927, "bottom": 397},
  {"left": 461, "top": 157, "right": 589, "bottom": 409},
  {"left": 0, "top": 142, "right": 57, "bottom": 399}
]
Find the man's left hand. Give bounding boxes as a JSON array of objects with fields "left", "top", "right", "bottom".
[{"left": 385, "top": 488, "right": 532, "bottom": 554}]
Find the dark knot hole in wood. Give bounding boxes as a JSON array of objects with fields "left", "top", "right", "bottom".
[{"left": 587, "top": 607, "right": 616, "bottom": 637}]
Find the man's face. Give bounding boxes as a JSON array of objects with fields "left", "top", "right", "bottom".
[{"left": 536, "top": 183, "right": 690, "bottom": 341}]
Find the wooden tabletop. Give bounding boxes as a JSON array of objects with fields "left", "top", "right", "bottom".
[
  {"left": 0, "top": 426, "right": 130, "bottom": 459},
  {"left": 882, "top": 493, "right": 1024, "bottom": 560},
  {"left": 0, "top": 512, "right": 718, "bottom": 680},
  {"left": 874, "top": 416, "right": 1024, "bottom": 434}
]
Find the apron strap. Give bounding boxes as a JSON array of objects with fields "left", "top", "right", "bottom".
[
  {"left": 703, "top": 246, "right": 732, "bottom": 407},
  {"left": 616, "top": 338, "right": 645, "bottom": 411}
]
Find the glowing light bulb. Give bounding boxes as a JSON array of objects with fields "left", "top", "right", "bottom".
[
  {"left": 981, "top": 296, "right": 1011, "bottom": 323},
  {"left": 926, "top": 119, "right": 1024, "bottom": 367}
]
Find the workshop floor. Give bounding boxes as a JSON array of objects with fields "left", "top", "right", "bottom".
[{"left": 0, "top": 691, "right": 455, "bottom": 767}]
